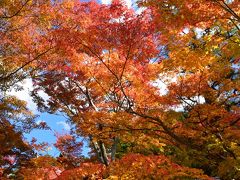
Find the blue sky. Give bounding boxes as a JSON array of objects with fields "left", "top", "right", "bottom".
[
  {"left": 8, "top": 79, "right": 86, "bottom": 157},
  {"left": 24, "top": 113, "right": 70, "bottom": 157},
  {"left": 23, "top": 113, "right": 90, "bottom": 157}
]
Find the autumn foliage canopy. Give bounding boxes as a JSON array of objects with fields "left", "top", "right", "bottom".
[{"left": 0, "top": 0, "right": 239, "bottom": 179}]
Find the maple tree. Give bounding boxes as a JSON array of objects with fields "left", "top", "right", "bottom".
[
  {"left": 0, "top": 0, "right": 54, "bottom": 178},
  {"left": 139, "top": 0, "right": 240, "bottom": 178},
  {"left": 0, "top": 0, "right": 239, "bottom": 179}
]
